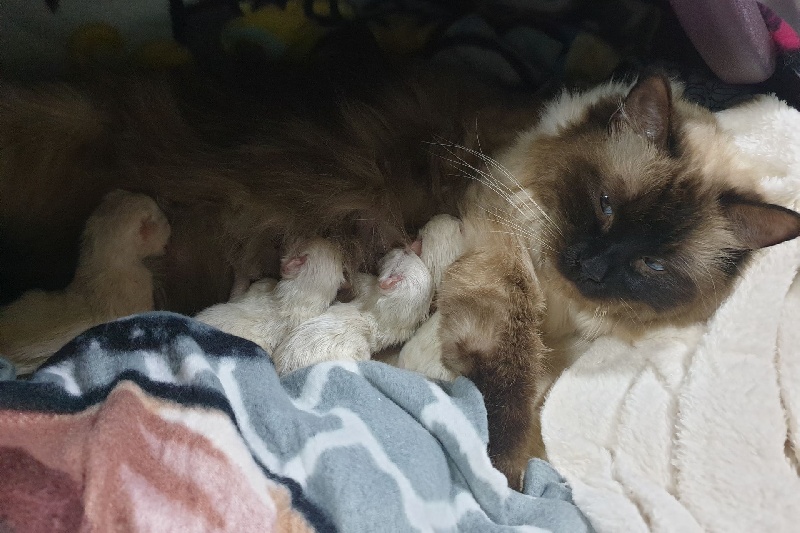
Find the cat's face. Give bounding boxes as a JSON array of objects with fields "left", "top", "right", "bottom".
[{"left": 502, "top": 75, "right": 800, "bottom": 327}]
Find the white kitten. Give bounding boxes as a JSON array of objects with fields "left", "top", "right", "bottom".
[
  {"left": 195, "top": 238, "right": 344, "bottom": 354},
  {"left": 415, "top": 213, "right": 466, "bottom": 289},
  {"left": 0, "top": 189, "right": 171, "bottom": 374},
  {"left": 395, "top": 214, "right": 465, "bottom": 380},
  {"left": 273, "top": 246, "right": 434, "bottom": 375}
]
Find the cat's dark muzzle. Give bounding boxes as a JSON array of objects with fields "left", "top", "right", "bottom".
[{"left": 558, "top": 242, "right": 617, "bottom": 299}]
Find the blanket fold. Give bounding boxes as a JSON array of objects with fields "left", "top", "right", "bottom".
[
  {"left": 0, "top": 312, "right": 590, "bottom": 533},
  {"left": 541, "top": 94, "right": 800, "bottom": 533}
]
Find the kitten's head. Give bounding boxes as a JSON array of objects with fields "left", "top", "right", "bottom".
[
  {"left": 502, "top": 74, "right": 800, "bottom": 329},
  {"left": 83, "top": 189, "right": 171, "bottom": 262},
  {"left": 280, "top": 237, "right": 346, "bottom": 300},
  {"left": 377, "top": 247, "right": 434, "bottom": 304}
]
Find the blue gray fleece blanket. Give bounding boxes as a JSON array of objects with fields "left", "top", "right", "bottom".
[{"left": 0, "top": 312, "right": 591, "bottom": 532}]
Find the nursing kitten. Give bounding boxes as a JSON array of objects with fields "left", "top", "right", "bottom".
[
  {"left": 273, "top": 245, "right": 433, "bottom": 375},
  {"left": 0, "top": 70, "right": 536, "bottom": 312},
  {"left": 413, "top": 214, "right": 466, "bottom": 291},
  {"left": 3, "top": 70, "right": 800, "bottom": 489},
  {"left": 194, "top": 238, "right": 345, "bottom": 354},
  {"left": 395, "top": 214, "right": 465, "bottom": 380},
  {"left": 0, "top": 190, "right": 170, "bottom": 374}
]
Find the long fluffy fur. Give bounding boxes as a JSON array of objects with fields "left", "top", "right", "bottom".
[
  {"left": 3, "top": 68, "right": 800, "bottom": 490},
  {"left": 0, "top": 71, "right": 537, "bottom": 314}
]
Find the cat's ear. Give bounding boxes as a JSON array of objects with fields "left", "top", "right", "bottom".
[
  {"left": 612, "top": 74, "right": 672, "bottom": 150},
  {"left": 724, "top": 200, "right": 800, "bottom": 249}
]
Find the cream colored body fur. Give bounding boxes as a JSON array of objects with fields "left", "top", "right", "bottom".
[
  {"left": 273, "top": 247, "right": 433, "bottom": 375},
  {"left": 0, "top": 190, "right": 171, "bottom": 374},
  {"left": 195, "top": 238, "right": 344, "bottom": 354},
  {"left": 395, "top": 214, "right": 465, "bottom": 380}
]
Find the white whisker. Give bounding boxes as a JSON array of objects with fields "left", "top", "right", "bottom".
[
  {"left": 480, "top": 206, "right": 556, "bottom": 253},
  {"left": 439, "top": 140, "right": 564, "bottom": 239},
  {"left": 430, "top": 142, "right": 560, "bottom": 244}
]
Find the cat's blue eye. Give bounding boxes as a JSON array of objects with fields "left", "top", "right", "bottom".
[
  {"left": 600, "top": 194, "right": 613, "bottom": 216},
  {"left": 642, "top": 257, "right": 665, "bottom": 272}
]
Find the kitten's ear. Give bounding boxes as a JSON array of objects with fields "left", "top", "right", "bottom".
[
  {"left": 725, "top": 200, "right": 800, "bottom": 249},
  {"left": 280, "top": 254, "right": 308, "bottom": 277},
  {"left": 612, "top": 74, "right": 672, "bottom": 150},
  {"left": 379, "top": 274, "right": 403, "bottom": 291},
  {"left": 409, "top": 238, "right": 423, "bottom": 256}
]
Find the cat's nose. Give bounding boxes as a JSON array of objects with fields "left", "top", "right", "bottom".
[{"left": 579, "top": 255, "right": 609, "bottom": 282}]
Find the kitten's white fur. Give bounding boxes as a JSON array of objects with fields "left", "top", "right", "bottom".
[
  {"left": 273, "top": 247, "right": 434, "bottom": 375},
  {"left": 395, "top": 214, "right": 466, "bottom": 380},
  {"left": 0, "top": 189, "right": 171, "bottom": 374},
  {"left": 195, "top": 238, "right": 344, "bottom": 354}
]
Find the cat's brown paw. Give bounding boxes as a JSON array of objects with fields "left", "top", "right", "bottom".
[
  {"left": 438, "top": 246, "right": 547, "bottom": 492},
  {"left": 493, "top": 456, "right": 527, "bottom": 492}
]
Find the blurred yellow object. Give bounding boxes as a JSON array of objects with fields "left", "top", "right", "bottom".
[
  {"left": 68, "top": 22, "right": 191, "bottom": 73},
  {"left": 368, "top": 15, "right": 436, "bottom": 56},
  {"left": 67, "top": 23, "right": 126, "bottom": 67},
  {"left": 132, "top": 39, "right": 193, "bottom": 70},
  {"left": 563, "top": 32, "right": 620, "bottom": 85},
  {"left": 223, "top": 0, "right": 353, "bottom": 61},
  {"left": 309, "top": 0, "right": 354, "bottom": 19}
]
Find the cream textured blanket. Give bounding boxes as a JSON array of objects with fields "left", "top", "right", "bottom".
[{"left": 541, "top": 95, "right": 800, "bottom": 533}]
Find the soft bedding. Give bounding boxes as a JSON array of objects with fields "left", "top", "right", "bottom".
[
  {"left": 0, "top": 312, "right": 591, "bottom": 532},
  {"left": 540, "top": 94, "right": 800, "bottom": 533},
  {"left": 3, "top": 5, "right": 800, "bottom": 531}
]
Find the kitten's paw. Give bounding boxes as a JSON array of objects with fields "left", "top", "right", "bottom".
[
  {"left": 229, "top": 273, "right": 252, "bottom": 301},
  {"left": 409, "top": 238, "right": 423, "bottom": 256},
  {"left": 229, "top": 277, "right": 277, "bottom": 302}
]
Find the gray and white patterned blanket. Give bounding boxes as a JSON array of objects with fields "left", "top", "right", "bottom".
[{"left": 0, "top": 312, "right": 591, "bottom": 532}]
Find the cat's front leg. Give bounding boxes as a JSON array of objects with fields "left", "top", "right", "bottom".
[{"left": 437, "top": 244, "right": 547, "bottom": 490}]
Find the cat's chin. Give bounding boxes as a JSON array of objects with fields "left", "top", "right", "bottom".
[
  {"left": 544, "top": 268, "right": 667, "bottom": 341},
  {"left": 568, "top": 278, "right": 610, "bottom": 300}
]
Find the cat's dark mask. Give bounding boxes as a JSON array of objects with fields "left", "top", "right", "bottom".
[{"left": 530, "top": 74, "right": 800, "bottom": 321}]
